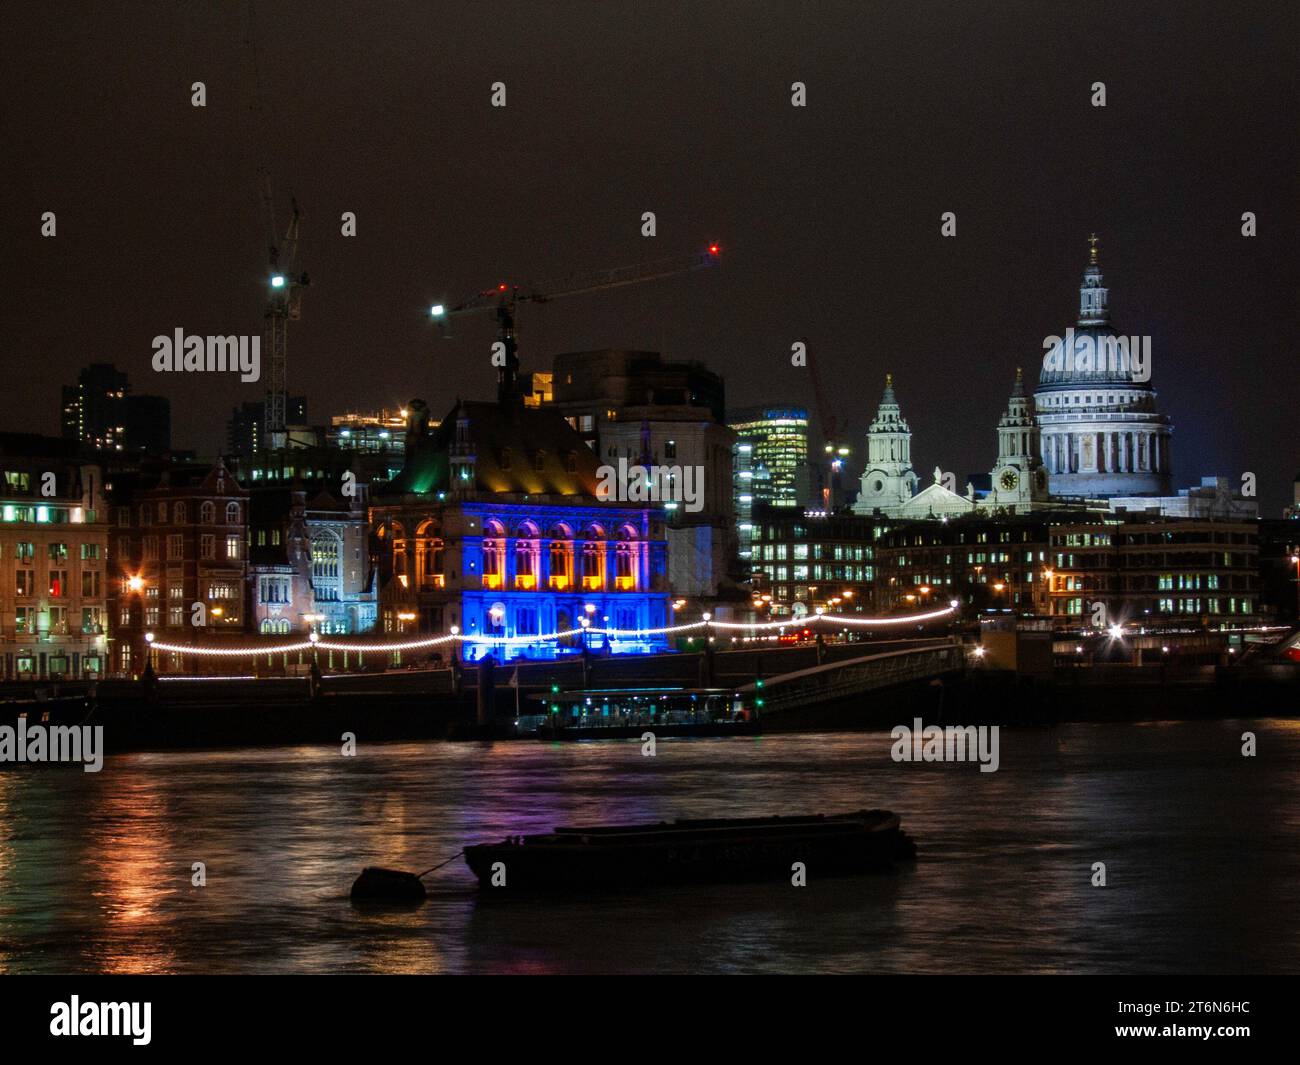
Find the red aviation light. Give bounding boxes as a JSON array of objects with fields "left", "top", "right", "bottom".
[{"left": 708, "top": 243, "right": 720, "bottom": 256}]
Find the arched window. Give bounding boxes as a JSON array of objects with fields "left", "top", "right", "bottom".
[
  {"left": 482, "top": 520, "right": 504, "bottom": 590},
  {"left": 311, "top": 530, "right": 343, "bottom": 602},
  {"left": 225, "top": 502, "right": 240, "bottom": 524},
  {"left": 139, "top": 504, "right": 150, "bottom": 526},
  {"left": 549, "top": 541, "right": 570, "bottom": 589},
  {"left": 548, "top": 523, "right": 572, "bottom": 589},
  {"left": 581, "top": 524, "right": 606, "bottom": 590},
  {"left": 615, "top": 526, "right": 638, "bottom": 590},
  {"left": 514, "top": 523, "right": 538, "bottom": 589},
  {"left": 174, "top": 502, "right": 187, "bottom": 524},
  {"left": 417, "top": 520, "right": 445, "bottom": 589},
  {"left": 200, "top": 501, "right": 215, "bottom": 524}
]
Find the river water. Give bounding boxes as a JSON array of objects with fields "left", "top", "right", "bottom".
[{"left": 1, "top": 719, "right": 1297, "bottom": 974}]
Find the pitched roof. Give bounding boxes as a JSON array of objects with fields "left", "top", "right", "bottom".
[{"left": 385, "top": 400, "right": 600, "bottom": 498}]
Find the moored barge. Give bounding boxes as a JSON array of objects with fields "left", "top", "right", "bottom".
[{"left": 464, "top": 809, "right": 916, "bottom": 890}]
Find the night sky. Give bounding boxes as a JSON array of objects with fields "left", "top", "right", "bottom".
[{"left": 4, "top": 1, "right": 1296, "bottom": 510}]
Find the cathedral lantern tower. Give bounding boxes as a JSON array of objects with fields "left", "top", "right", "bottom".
[
  {"left": 1034, "top": 235, "right": 1173, "bottom": 498},
  {"left": 989, "top": 368, "right": 1050, "bottom": 512},
  {"left": 852, "top": 373, "right": 919, "bottom": 517}
]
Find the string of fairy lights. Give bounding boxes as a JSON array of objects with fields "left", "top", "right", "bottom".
[{"left": 144, "top": 603, "right": 962, "bottom": 657}]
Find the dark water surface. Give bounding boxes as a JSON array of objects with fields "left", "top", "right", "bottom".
[{"left": 2, "top": 719, "right": 1297, "bottom": 974}]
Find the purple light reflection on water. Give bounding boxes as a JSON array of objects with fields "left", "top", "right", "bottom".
[{"left": 1, "top": 721, "right": 1297, "bottom": 974}]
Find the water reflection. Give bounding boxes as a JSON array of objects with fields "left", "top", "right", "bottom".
[{"left": 0, "top": 720, "right": 1296, "bottom": 974}]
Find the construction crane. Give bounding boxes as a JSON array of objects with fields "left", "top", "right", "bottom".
[
  {"left": 805, "top": 342, "right": 850, "bottom": 511},
  {"left": 430, "top": 244, "right": 721, "bottom": 401},
  {"left": 262, "top": 182, "right": 309, "bottom": 450}
]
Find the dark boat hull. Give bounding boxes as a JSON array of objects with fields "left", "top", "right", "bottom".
[{"left": 464, "top": 810, "right": 916, "bottom": 890}]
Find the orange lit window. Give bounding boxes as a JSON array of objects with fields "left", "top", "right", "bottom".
[
  {"left": 615, "top": 542, "right": 636, "bottom": 590},
  {"left": 549, "top": 541, "right": 570, "bottom": 590},
  {"left": 581, "top": 541, "right": 603, "bottom": 589},
  {"left": 483, "top": 538, "right": 502, "bottom": 589}
]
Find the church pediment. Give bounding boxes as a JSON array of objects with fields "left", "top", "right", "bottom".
[{"left": 898, "top": 481, "right": 974, "bottom": 519}]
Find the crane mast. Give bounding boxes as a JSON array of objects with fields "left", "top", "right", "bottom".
[
  {"left": 263, "top": 187, "right": 308, "bottom": 450},
  {"left": 805, "top": 343, "right": 849, "bottom": 511}
]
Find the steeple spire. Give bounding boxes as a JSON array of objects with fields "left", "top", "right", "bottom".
[{"left": 1088, "top": 232, "right": 1099, "bottom": 266}]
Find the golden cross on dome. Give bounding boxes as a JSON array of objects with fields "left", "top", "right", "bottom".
[{"left": 1088, "top": 232, "right": 1099, "bottom": 264}]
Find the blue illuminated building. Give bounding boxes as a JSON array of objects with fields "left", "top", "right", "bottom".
[{"left": 371, "top": 392, "right": 672, "bottom": 662}]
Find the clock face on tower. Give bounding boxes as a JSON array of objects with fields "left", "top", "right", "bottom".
[{"left": 999, "top": 468, "right": 1020, "bottom": 492}]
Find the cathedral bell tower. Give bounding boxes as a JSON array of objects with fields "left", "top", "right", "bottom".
[
  {"left": 852, "top": 374, "right": 919, "bottom": 517},
  {"left": 989, "top": 368, "right": 1050, "bottom": 512}
]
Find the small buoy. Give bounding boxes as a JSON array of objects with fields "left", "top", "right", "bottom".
[{"left": 350, "top": 866, "right": 427, "bottom": 901}]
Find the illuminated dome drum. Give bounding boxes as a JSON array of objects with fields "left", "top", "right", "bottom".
[{"left": 1034, "top": 236, "right": 1173, "bottom": 498}]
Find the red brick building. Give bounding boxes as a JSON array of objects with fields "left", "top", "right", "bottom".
[{"left": 108, "top": 460, "right": 249, "bottom": 675}]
